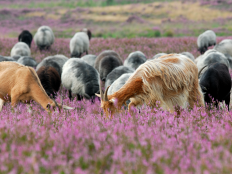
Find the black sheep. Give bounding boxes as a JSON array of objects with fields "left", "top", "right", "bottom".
[
  {"left": 94, "top": 50, "right": 123, "bottom": 81},
  {"left": 36, "top": 66, "right": 61, "bottom": 99},
  {"left": 200, "top": 63, "right": 231, "bottom": 110},
  {"left": 18, "top": 30, "right": 33, "bottom": 48}
]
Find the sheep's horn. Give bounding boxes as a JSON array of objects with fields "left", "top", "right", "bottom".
[
  {"left": 198, "top": 65, "right": 207, "bottom": 78},
  {"left": 104, "top": 86, "right": 110, "bottom": 101},
  {"left": 61, "top": 95, "right": 63, "bottom": 106},
  {"left": 52, "top": 98, "right": 60, "bottom": 112},
  {"left": 99, "top": 80, "right": 104, "bottom": 101}
]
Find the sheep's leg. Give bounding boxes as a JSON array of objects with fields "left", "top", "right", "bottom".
[
  {"left": 128, "top": 102, "right": 135, "bottom": 113},
  {"left": 174, "top": 105, "right": 181, "bottom": 116},
  {"left": 214, "top": 100, "right": 219, "bottom": 110},
  {"left": 68, "top": 90, "right": 72, "bottom": 101},
  {"left": 91, "top": 97, "right": 95, "bottom": 104},
  {"left": 128, "top": 101, "right": 139, "bottom": 114},
  {"left": 207, "top": 102, "right": 211, "bottom": 110},
  {"left": 0, "top": 99, "right": 5, "bottom": 112},
  {"left": 52, "top": 92, "right": 56, "bottom": 99},
  {"left": 77, "top": 94, "right": 82, "bottom": 101},
  {"left": 86, "top": 50, "right": 88, "bottom": 55},
  {"left": 188, "top": 83, "right": 204, "bottom": 109},
  {"left": 11, "top": 93, "right": 20, "bottom": 108}
]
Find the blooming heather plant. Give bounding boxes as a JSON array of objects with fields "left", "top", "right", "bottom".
[{"left": 0, "top": 37, "right": 232, "bottom": 173}]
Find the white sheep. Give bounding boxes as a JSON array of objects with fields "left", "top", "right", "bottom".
[
  {"left": 34, "top": 26, "right": 55, "bottom": 50},
  {"left": 70, "top": 32, "right": 89, "bottom": 58},
  {"left": 214, "top": 39, "right": 232, "bottom": 57},
  {"left": 81, "top": 54, "right": 97, "bottom": 67},
  {"left": 10, "top": 42, "right": 31, "bottom": 57},
  {"left": 108, "top": 73, "right": 133, "bottom": 95},
  {"left": 108, "top": 73, "right": 133, "bottom": 106},
  {"left": 197, "top": 30, "right": 216, "bottom": 54},
  {"left": 151, "top": 53, "right": 167, "bottom": 60},
  {"left": 105, "top": 65, "right": 134, "bottom": 88},
  {"left": 124, "top": 51, "right": 146, "bottom": 70},
  {"left": 180, "top": 52, "right": 195, "bottom": 62},
  {"left": 62, "top": 58, "right": 99, "bottom": 101}
]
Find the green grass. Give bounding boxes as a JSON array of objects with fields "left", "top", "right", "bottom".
[{"left": 0, "top": 0, "right": 172, "bottom": 9}]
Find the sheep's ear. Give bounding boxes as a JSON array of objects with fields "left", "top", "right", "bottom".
[
  {"left": 63, "top": 105, "right": 74, "bottom": 110},
  {"left": 95, "top": 93, "right": 101, "bottom": 98},
  {"left": 110, "top": 98, "right": 116, "bottom": 104}
]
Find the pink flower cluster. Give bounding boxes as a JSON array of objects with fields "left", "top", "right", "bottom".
[{"left": 0, "top": 37, "right": 232, "bottom": 173}]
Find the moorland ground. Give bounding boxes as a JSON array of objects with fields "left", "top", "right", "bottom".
[{"left": 0, "top": 0, "right": 232, "bottom": 38}]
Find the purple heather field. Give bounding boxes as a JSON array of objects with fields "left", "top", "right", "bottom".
[
  {"left": 1, "top": 0, "right": 232, "bottom": 173},
  {"left": 0, "top": 37, "right": 232, "bottom": 173}
]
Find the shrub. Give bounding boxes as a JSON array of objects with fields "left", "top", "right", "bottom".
[{"left": 164, "top": 30, "right": 174, "bottom": 37}]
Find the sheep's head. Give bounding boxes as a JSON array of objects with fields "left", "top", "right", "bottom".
[
  {"left": 96, "top": 86, "right": 117, "bottom": 117},
  {"left": 82, "top": 28, "right": 92, "bottom": 40},
  {"left": 46, "top": 101, "right": 61, "bottom": 112}
]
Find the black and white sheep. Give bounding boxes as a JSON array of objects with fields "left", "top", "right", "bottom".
[
  {"left": 36, "top": 54, "right": 68, "bottom": 77},
  {"left": 197, "top": 49, "right": 231, "bottom": 78},
  {"left": 61, "top": 58, "right": 99, "bottom": 101},
  {"left": 94, "top": 50, "right": 123, "bottom": 81},
  {"left": 17, "top": 56, "right": 37, "bottom": 68},
  {"left": 81, "top": 28, "right": 92, "bottom": 40},
  {"left": 214, "top": 39, "right": 232, "bottom": 58},
  {"left": 124, "top": 51, "right": 146, "bottom": 70},
  {"left": 107, "top": 73, "right": 133, "bottom": 96},
  {"left": 70, "top": 32, "right": 89, "bottom": 58},
  {"left": 36, "top": 66, "right": 61, "bottom": 99},
  {"left": 34, "top": 26, "right": 55, "bottom": 50},
  {"left": 200, "top": 63, "right": 231, "bottom": 110},
  {"left": 10, "top": 42, "right": 31, "bottom": 57},
  {"left": 18, "top": 30, "right": 33, "bottom": 48},
  {"left": 0, "top": 55, "right": 16, "bottom": 62},
  {"left": 151, "top": 53, "right": 167, "bottom": 60},
  {"left": 180, "top": 52, "right": 195, "bottom": 62},
  {"left": 105, "top": 65, "right": 134, "bottom": 88},
  {"left": 197, "top": 30, "right": 216, "bottom": 54},
  {"left": 12, "top": 55, "right": 21, "bottom": 61},
  {"left": 108, "top": 73, "right": 133, "bottom": 106},
  {"left": 80, "top": 54, "right": 97, "bottom": 67}
]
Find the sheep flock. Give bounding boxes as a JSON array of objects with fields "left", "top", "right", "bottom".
[
  {"left": 0, "top": 26, "right": 232, "bottom": 115},
  {"left": 1, "top": 24, "right": 232, "bottom": 173}
]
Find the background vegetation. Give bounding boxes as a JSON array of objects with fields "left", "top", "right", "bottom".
[{"left": 0, "top": 0, "right": 232, "bottom": 38}]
